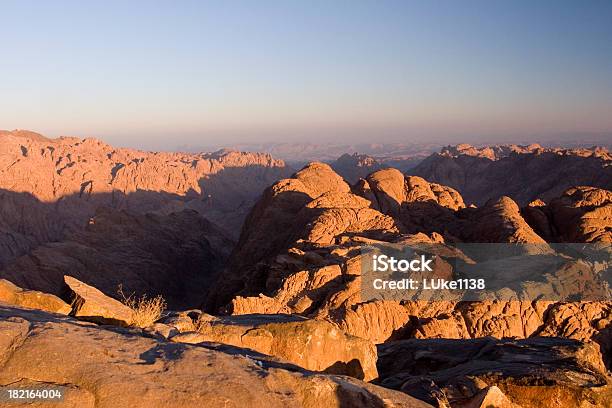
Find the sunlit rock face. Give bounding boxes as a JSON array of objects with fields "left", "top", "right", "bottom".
[
  {"left": 207, "top": 161, "right": 611, "bottom": 406},
  {"left": 0, "top": 129, "right": 293, "bottom": 265},
  {"left": 0, "top": 306, "right": 431, "bottom": 408}
]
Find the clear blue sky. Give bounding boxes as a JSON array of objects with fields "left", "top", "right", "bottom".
[{"left": 1, "top": 0, "right": 611, "bottom": 149}]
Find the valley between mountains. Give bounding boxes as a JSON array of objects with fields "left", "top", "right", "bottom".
[{"left": 0, "top": 130, "right": 611, "bottom": 407}]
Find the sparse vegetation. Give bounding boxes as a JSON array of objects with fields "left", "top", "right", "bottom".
[
  {"left": 118, "top": 285, "right": 167, "bottom": 328},
  {"left": 194, "top": 313, "right": 213, "bottom": 333}
]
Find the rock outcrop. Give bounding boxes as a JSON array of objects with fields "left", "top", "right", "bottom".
[
  {"left": 211, "top": 164, "right": 545, "bottom": 299},
  {"left": 207, "top": 162, "right": 371, "bottom": 308},
  {"left": 171, "top": 313, "right": 378, "bottom": 381},
  {"left": 458, "top": 196, "right": 546, "bottom": 244},
  {"left": 523, "top": 186, "right": 612, "bottom": 243},
  {"left": 0, "top": 305, "right": 431, "bottom": 408},
  {"left": 0, "top": 278, "right": 70, "bottom": 314},
  {"left": 377, "top": 337, "right": 611, "bottom": 408},
  {"left": 207, "top": 162, "right": 612, "bottom": 402},
  {"left": 463, "top": 386, "right": 521, "bottom": 408},
  {"left": 64, "top": 275, "right": 134, "bottom": 326}
]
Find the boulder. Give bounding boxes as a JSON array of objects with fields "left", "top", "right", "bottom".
[
  {"left": 159, "top": 310, "right": 199, "bottom": 332},
  {"left": 64, "top": 275, "right": 133, "bottom": 326},
  {"left": 458, "top": 196, "right": 546, "bottom": 244},
  {"left": 0, "top": 278, "right": 70, "bottom": 314},
  {"left": 174, "top": 313, "right": 379, "bottom": 381},
  {"left": 293, "top": 162, "right": 351, "bottom": 197},
  {"left": 143, "top": 323, "right": 179, "bottom": 340},
  {"left": 463, "top": 386, "right": 522, "bottom": 408},
  {"left": 367, "top": 170, "right": 464, "bottom": 209}
]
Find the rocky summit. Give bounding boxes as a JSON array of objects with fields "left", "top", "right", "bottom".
[
  {"left": 0, "top": 131, "right": 611, "bottom": 407},
  {"left": 203, "top": 160, "right": 611, "bottom": 406}
]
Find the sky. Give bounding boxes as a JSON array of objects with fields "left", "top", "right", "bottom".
[{"left": 1, "top": 0, "right": 611, "bottom": 150}]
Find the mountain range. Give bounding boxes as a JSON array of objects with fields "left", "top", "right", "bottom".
[{"left": 0, "top": 129, "right": 611, "bottom": 407}]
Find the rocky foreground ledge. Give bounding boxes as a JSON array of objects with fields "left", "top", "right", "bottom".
[
  {"left": 377, "top": 337, "right": 612, "bottom": 407},
  {"left": 0, "top": 305, "right": 430, "bottom": 408},
  {"left": 2, "top": 274, "right": 612, "bottom": 407}
]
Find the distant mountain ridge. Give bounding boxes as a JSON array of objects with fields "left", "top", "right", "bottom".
[
  {"left": 331, "top": 152, "right": 425, "bottom": 183},
  {"left": 411, "top": 143, "right": 612, "bottom": 205},
  {"left": 437, "top": 142, "right": 611, "bottom": 160},
  {"left": 0, "top": 130, "right": 293, "bottom": 266},
  {"left": 182, "top": 141, "right": 442, "bottom": 167},
  {"left": 0, "top": 129, "right": 296, "bottom": 307},
  {"left": 0, "top": 129, "right": 290, "bottom": 205}
]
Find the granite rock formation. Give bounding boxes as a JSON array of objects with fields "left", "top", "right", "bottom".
[
  {"left": 523, "top": 186, "right": 612, "bottom": 243},
  {"left": 377, "top": 337, "right": 611, "bottom": 407},
  {"left": 171, "top": 313, "right": 378, "bottom": 381},
  {"left": 0, "top": 278, "right": 70, "bottom": 315},
  {"left": 1, "top": 133, "right": 611, "bottom": 407},
  {"left": 0, "top": 130, "right": 291, "bottom": 307},
  {"left": 208, "top": 162, "right": 611, "bottom": 406},
  {"left": 0, "top": 129, "right": 292, "bottom": 268},
  {"left": 0, "top": 305, "right": 430, "bottom": 408}
]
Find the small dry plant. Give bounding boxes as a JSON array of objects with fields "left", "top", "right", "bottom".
[
  {"left": 193, "top": 312, "right": 218, "bottom": 333},
  {"left": 193, "top": 314, "right": 209, "bottom": 333},
  {"left": 118, "top": 285, "right": 167, "bottom": 328}
]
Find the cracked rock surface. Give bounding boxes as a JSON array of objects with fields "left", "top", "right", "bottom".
[{"left": 0, "top": 305, "right": 430, "bottom": 408}]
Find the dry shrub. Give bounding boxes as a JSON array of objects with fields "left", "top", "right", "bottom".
[
  {"left": 193, "top": 315, "right": 208, "bottom": 333},
  {"left": 194, "top": 313, "right": 216, "bottom": 333},
  {"left": 118, "top": 285, "right": 167, "bottom": 328}
]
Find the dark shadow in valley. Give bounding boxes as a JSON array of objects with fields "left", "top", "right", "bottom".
[
  {"left": 593, "top": 327, "right": 612, "bottom": 371},
  {"left": 0, "top": 163, "right": 292, "bottom": 310},
  {"left": 211, "top": 313, "right": 307, "bottom": 326},
  {"left": 204, "top": 189, "right": 315, "bottom": 311},
  {"left": 0, "top": 189, "right": 229, "bottom": 310}
]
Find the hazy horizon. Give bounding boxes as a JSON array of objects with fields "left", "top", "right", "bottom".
[{"left": 2, "top": 1, "right": 611, "bottom": 151}]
